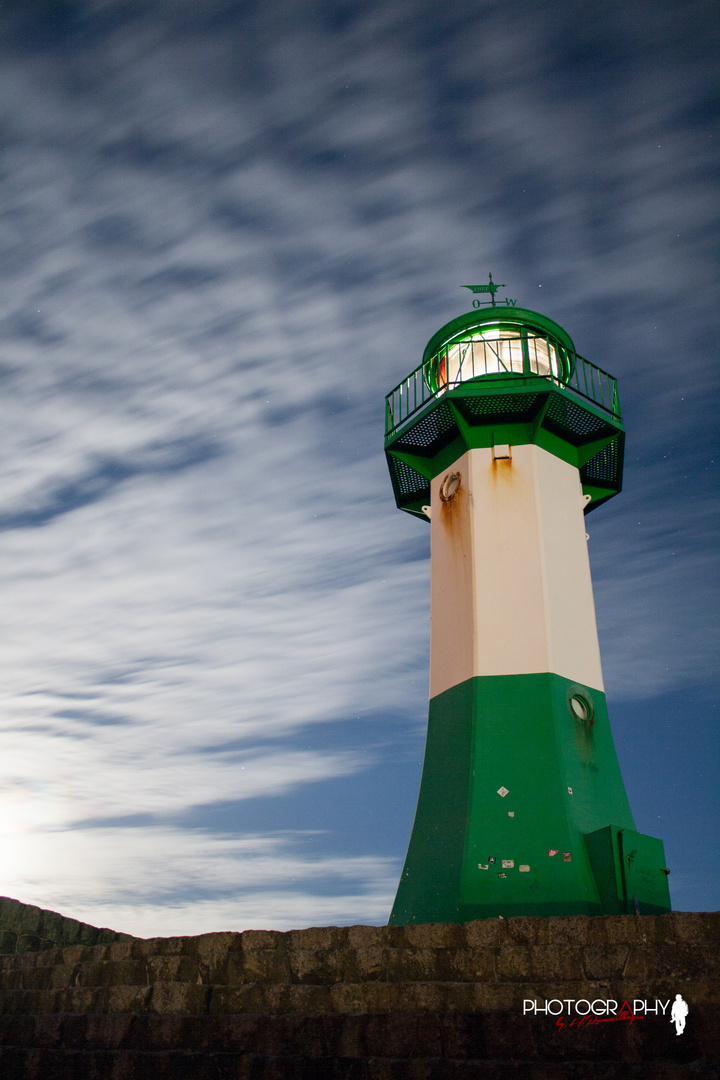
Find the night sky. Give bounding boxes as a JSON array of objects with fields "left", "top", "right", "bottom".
[{"left": 0, "top": 0, "right": 717, "bottom": 937}]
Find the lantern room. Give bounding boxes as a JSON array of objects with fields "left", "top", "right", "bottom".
[
  {"left": 385, "top": 305, "right": 624, "bottom": 520},
  {"left": 423, "top": 306, "right": 576, "bottom": 392}
]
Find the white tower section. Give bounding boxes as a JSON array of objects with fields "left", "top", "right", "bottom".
[{"left": 429, "top": 443, "right": 604, "bottom": 700}]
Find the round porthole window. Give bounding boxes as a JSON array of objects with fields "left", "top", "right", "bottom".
[
  {"left": 569, "top": 694, "right": 592, "bottom": 722},
  {"left": 440, "top": 472, "right": 461, "bottom": 502}
]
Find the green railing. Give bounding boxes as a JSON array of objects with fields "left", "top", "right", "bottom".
[{"left": 385, "top": 336, "right": 620, "bottom": 440}]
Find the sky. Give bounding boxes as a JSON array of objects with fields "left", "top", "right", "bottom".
[{"left": 0, "top": 0, "right": 717, "bottom": 938}]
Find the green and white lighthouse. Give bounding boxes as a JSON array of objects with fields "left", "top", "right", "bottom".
[{"left": 385, "top": 280, "right": 671, "bottom": 922}]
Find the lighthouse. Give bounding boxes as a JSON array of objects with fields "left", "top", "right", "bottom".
[{"left": 385, "top": 281, "right": 671, "bottom": 922}]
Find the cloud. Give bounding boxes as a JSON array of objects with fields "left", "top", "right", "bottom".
[
  {"left": 0, "top": 436, "right": 224, "bottom": 529},
  {"left": 0, "top": 824, "right": 397, "bottom": 936}
]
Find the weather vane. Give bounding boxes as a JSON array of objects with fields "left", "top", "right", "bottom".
[{"left": 463, "top": 272, "right": 511, "bottom": 308}]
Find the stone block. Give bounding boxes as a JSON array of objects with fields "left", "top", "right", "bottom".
[
  {"left": 545, "top": 916, "right": 593, "bottom": 946},
  {"left": 400, "top": 981, "right": 478, "bottom": 1013},
  {"left": 212, "top": 982, "right": 271, "bottom": 1014},
  {"left": 0, "top": 1012, "right": 36, "bottom": 1046},
  {"left": 329, "top": 981, "right": 402, "bottom": 1014},
  {"left": 666, "top": 911, "right": 720, "bottom": 947},
  {"left": 10, "top": 951, "right": 39, "bottom": 970},
  {"left": 384, "top": 947, "right": 443, "bottom": 982},
  {"left": 59, "top": 944, "right": 94, "bottom": 966},
  {"left": 1, "top": 900, "right": 40, "bottom": 933},
  {"left": 0, "top": 953, "right": 28, "bottom": 974},
  {"left": 281, "top": 982, "right": 335, "bottom": 1015},
  {"left": 581, "top": 945, "right": 630, "bottom": 980},
  {"left": 47, "top": 963, "right": 80, "bottom": 990},
  {"left": 16, "top": 933, "right": 44, "bottom": 954},
  {"left": 262, "top": 983, "right": 313, "bottom": 1015},
  {"left": 0, "top": 987, "right": 37, "bottom": 1015},
  {"left": 347, "top": 924, "right": 404, "bottom": 949},
  {"left": 0, "top": 931, "right": 18, "bottom": 955},
  {"left": 628, "top": 915, "right": 676, "bottom": 944},
  {"left": 99, "top": 940, "right": 135, "bottom": 963},
  {"left": 75, "top": 1015, "right": 125, "bottom": 1049},
  {"left": 147, "top": 954, "right": 200, "bottom": 984},
  {"left": 0, "top": 898, "right": 18, "bottom": 931},
  {"left": 239, "top": 929, "right": 285, "bottom": 951},
  {"left": 402, "top": 923, "right": 465, "bottom": 949},
  {"left": 351, "top": 946, "right": 388, "bottom": 982},
  {"left": 148, "top": 981, "right": 209, "bottom": 1015},
  {"left": 596, "top": 915, "right": 655, "bottom": 946},
  {"left": 462, "top": 919, "right": 509, "bottom": 948},
  {"left": 243, "top": 1013, "right": 322, "bottom": 1058},
  {"left": 19, "top": 965, "right": 53, "bottom": 992},
  {"left": 143, "top": 936, "right": 192, "bottom": 958},
  {"left": 42, "top": 948, "right": 66, "bottom": 967},
  {"left": 0, "top": 965, "right": 25, "bottom": 993},
  {"left": 494, "top": 944, "right": 534, "bottom": 980},
  {"left": 93, "top": 959, "right": 150, "bottom": 988},
  {"left": 624, "top": 943, "right": 719, "bottom": 980},
  {"left": 223, "top": 950, "right": 250, "bottom": 986},
  {"left": 198, "top": 955, "right": 230, "bottom": 987},
  {"left": 47, "top": 986, "right": 103, "bottom": 1014},
  {"left": 77, "top": 922, "right": 101, "bottom": 946},
  {"left": 346, "top": 925, "right": 388, "bottom": 950},
  {"left": 466, "top": 981, "right": 521, "bottom": 1011},
  {"left": 237, "top": 948, "right": 290, "bottom": 984},
  {"left": 195, "top": 931, "right": 241, "bottom": 959},
  {"left": 364, "top": 1012, "right": 445, "bottom": 1059},
  {"left": 194, "top": 937, "right": 241, "bottom": 989},
  {"left": 527, "top": 946, "right": 585, "bottom": 981},
  {"left": 100, "top": 984, "right": 152, "bottom": 1014},
  {"left": 108, "top": 1014, "right": 177, "bottom": 1052},
  {"left": 69, "top": 960, "right": 108, "bottom": 989},
  {"left": 286, "top": 925, "right": 348, "bottom": 952},
  {"left": 440, "top": 946, "right": 495, "bottom": 982},
  {"left": 287, "top": 946, "right": 350, "bottom": 984},
  {"left": 505, "top": 918, "right": 549, "bottom": 946}
]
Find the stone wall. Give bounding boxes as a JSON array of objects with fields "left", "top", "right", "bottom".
[
  {"left": 0, "top": 896, "right": 134, "bottom": 957},
  {"left": 0, "top": 903, "right": 717, "bottom": 1077}
]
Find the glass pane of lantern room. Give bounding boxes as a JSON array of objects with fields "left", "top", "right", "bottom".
[
  {"left": 483, "top": 331, "right": 524, "bottom": 375},
  {"left": 442, "top": 330, "right": 524, "bottom": 386},
  {"left": 527, "top": 336, "right": 559, "bottom": 378}
]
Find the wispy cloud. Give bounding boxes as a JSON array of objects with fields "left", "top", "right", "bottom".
[{"left": 2, "top": 824, "right": 397, "bottom": 936}]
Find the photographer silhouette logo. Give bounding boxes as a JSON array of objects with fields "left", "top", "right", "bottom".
[{"left": 671, "top": 994, "right": 688, "bottom": 1036}]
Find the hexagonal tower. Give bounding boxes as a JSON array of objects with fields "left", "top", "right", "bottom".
[{"left": 385, "top": 282, "right": 671, "bottom": 923}]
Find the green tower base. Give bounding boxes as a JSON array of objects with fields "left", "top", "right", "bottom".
[{"left": 390, "top": 673, "right": 671, "bottom": 923}]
